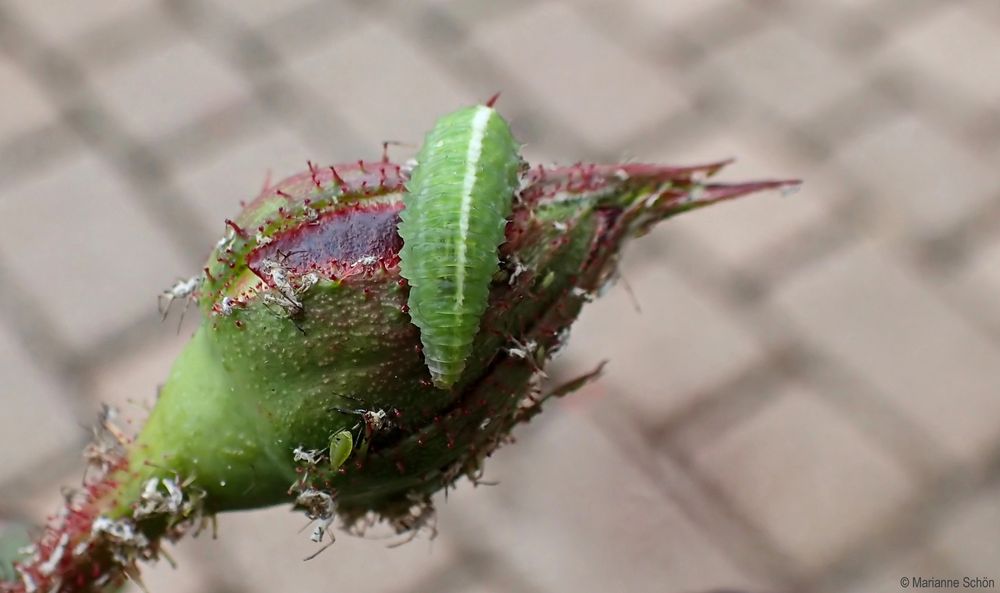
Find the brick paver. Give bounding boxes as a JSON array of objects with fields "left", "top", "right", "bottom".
[
  {"left": 207, "top": 0, "right": 321, "bottom": 30},
  {"left": 0, "top": 56, "right": 56, "bottom": 142},
  {"left": 173, "top": 124, "right": 324, "bottom": 233},
  {"left": 472, "top": 2, "right": 688, "bottom": 150},
  {"left": 560, "top": 259, "right": 765, "bottom": 423},
  {"left": 440, "top": 406, "right": 767, "bottom": 593},
  {"left": 0, "top": 1, "right": 997, "bottom": 592},
  {"left": 935, "top": 483, "right": 1000, "bottom": 575},
  {"left": 290, "top": 21, "right": 471, "bottom": 147},
  {"left": 692, "top": 383, "right": 915, "bottom": 571},
  {"left": 83, "top": 316, "right": 197, "bottom": 423},
  {"left": 0, "top": 324, "right": 82, "bottom": 485},
  {"left": 698, "top": 26, "right": 862, "bottom": 123},
  {"left": 834, "top": 115, "right": 997, "bottom": 239},
  {"left": 90, "top": 40, "right": 250, "bottom": 142},
  {"left": 0, "top": 152, "right": 190, "bottom": 348},
  {"left": 878, "top": 5, "right": 1000, "bottom": 108},
  {"left": 6, "top": 0, "right": 161, "bottom": 48},
  {"left": 212, "top": 505, "right": 459, "bottom": 593},
  {"left": 772, "top": 241, "right": 1000, "bottom": 465},
  {"left": 837, "top": 549, "right": 961, "bottom": 593}
]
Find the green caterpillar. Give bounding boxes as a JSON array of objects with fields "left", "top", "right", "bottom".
[{"left": 398, "top": 102, "right": 522, "bottom": 389}]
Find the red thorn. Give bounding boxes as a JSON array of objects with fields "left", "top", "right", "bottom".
[
  {"left": 225, "top": 219, "right": 249, "bottom": 239},
  {"left": 485, "top": 91, "right": 501, "bottom": 108},
  {"left": 276, "top": 189, "right": 293, "bottom": 200},
  {"left": 381, "top": 142, "right": 391, "bottom": 163},
  {"left": 358, "top": 159, "right": 367, "bottom": 173},
  {"left": 329, "top": 166, "right": 347, "bottom": 188},
  {"left": 307, "top": 160, "right": 323, "bottom": 190}
]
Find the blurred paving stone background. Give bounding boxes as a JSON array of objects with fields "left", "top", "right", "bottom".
[{"left": 0, "top": 1, "right": 998, "bottom": 592}]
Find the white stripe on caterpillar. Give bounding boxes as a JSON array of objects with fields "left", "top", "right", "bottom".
[{"left": 455, "top": 105, "right": 494, "bottom": 307}]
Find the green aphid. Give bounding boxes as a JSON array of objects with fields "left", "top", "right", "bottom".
[{"left": 328, "top": 429, "right": 354, "bottom": 470}]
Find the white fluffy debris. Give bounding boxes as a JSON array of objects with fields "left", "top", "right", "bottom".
[
  {"left": 351, "top": 255, "right": 378, "bottom": 268},
  {"left": 135, "top": 478, "right": 184, "bottom": 518},
  {"left": 91, "top": 517, "right": 150, "bottom": 551},
  {"left": 507, "top": 257, "right": 529, "bottom": 285},
  {"left": 505, "top": 339, "right": 538, "bottom": 360},
  {"left": 570, "top": 287, "right": 594, "bottom": 302},
  {"left": 292, "top": 447, "right": 323, "bottom": 466}
]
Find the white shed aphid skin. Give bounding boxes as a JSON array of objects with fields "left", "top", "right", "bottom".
[
  {"left": 387, "top": 498, "right": 437, "bottom": 548},
  {"left": 82, "top": 404, "right": 129, "bottom": 476},
  {"left": 505, "top": 337, "right": 546, "bottom": 376},
  {"left": 287, "top": 430, "right": 352, "bottom": 557},
  {"left": 217, "top": 296, "right": 236, "bottom": 316},
  {"left": 398, "top": 98, "right": 523, "bottom": 389},
  {"left": 506, "top": 255, "right": 529, "bottom": 286},
  {"left": 158, "top": 275, "right": 201, "bottom": 324},
  {"left": 294, "top": 489, "right": 337, "bottom": 560},
  {"left": 292, "top": 447, "right": 323, "bottom": 466},
  {"left": 91, "top": 516, "right": 150, "bottom": 555},
  {"left": 135, "top": 477, "right": 184, "bottom": 518},
  {"left": 258, "top": 258, "right": 320, "bottom": 322},
  {"left": 260, "top": 258, "right": 301, "bottom": 313},
  {"left": 504, "top": 338, "right": 538, "bottom": 360}
]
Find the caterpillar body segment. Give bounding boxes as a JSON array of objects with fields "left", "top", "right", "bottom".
[{"left": 398, "top": 104, "right": 522, "bottom": 389}]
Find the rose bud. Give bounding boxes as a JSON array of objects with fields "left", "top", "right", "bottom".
[{"left": 2, "top": 104, "right": 797, "bottom": 593}]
